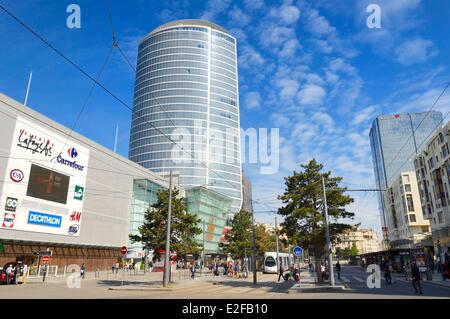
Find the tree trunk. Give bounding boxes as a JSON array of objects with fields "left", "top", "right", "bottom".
[{"left": 315, "top": 246, "right": 323, "bottom": 283}]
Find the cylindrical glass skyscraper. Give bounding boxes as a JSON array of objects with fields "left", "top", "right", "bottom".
[{"left": 129, "top": 20, "right": 242, "bottom": 212}]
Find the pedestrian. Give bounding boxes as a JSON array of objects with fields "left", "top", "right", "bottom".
[
  {"left": 115, "top": 262, "right": 119, "bottom": 274},
  {"left": 384, "top": 263, "right": 392, "bottom": 285},
  {"left": 190, "top": 262, "right": 196, "bottom": 279},
  {"left": 308, "top": 261, "right": 313, "bottom": 272},
  {"left": 411, "top": 261, "right": 423, "bottom": 295},
  {"left": 443, "top": 259, "right": 450, "bottom": 281},
  {"left": 148, "top": 260, "right": 153, "bottom": 273},
  {"left": 293, "top": 265, "right": 299, "bottom": 283},
  {"left": 5, "top": 264, "right": 12, "bottom": 285},
  {"left": 336, "top": 261, "right": 341, "bottom": 280},
  {"left": 403, "top": 262, "right": 411, "bottom": 281},
  {"left": 80, "top": 263, "right": 86, "bottom": 279},
  {"left": 22, "top": 263, "right": 28, "bottom": 284},
  {"left": 277, "top": 265, "right": 284, "bottom": 282}
]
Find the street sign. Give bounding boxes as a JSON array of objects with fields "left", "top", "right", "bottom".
[
  {"left": 42, "top": 255, "right": 50, "bottom": 263},
  {"left": 33, "top": 251, "right": 52, "bottom": 257},
  {"left": 293, "top": 246, "right": 303, "bottom": 256},
  {"left": 120, "top": 246, "right": 127, "bottom": 256}
]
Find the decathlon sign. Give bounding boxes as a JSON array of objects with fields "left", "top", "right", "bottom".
[{"left": 27, "top": 211, "right": 62, "bottom": 228}]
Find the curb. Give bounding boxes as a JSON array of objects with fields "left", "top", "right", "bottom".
[
  {"left": 288, "top": 285, "right": 349, "bottom": 293},
  {"left": 108, "top": 286, "right": 173, "bottom": 291}
]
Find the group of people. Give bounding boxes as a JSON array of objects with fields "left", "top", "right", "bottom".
[
  {"left": 188, "top": 260, "right": 249, "bottom": 280},
  {"left": 3, "top": 263, "right": 28, "bottom": 285},
  {"left": 277, "top": 264, "right": 300, "bottom": 283}
]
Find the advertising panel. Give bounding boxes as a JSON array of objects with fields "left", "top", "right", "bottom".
[{"left": 0, "top": 116, "right": 89, "bottom": 236}]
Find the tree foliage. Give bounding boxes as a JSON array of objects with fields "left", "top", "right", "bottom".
[
  {"left": 129, "top": 188, "right": 202, "bottom": 261},
  {"left": 225, "top": 209, "right": 253, "bottom": 259},
  {"left": 277, "top": 159, "right": 354, "bottom": 281},
  {"left": 350, "top": 242, "right": 359, "bottom": 256}
]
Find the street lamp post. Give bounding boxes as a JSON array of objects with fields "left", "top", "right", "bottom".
[
  {"left": 163, "top": 171, "right": 173, "bottom": 288},
  {"left": 251, "top": 209, "right": 257, "bottom": 285},
  {"left": 322, "top": 176, "right": 335, "bottom": 287}
]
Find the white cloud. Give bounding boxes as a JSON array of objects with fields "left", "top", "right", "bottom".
[
  {"left": 276, "top": 78, "right": 299, "bottom": 100},
  {"left": 271, "top": 113, "right": 291, "bottom": 127},
  {"left": 238, "top": 44, "right": 265, "bottom": 69},
  {"left": 244, "top": 91, "right": 261, "bottom": 109},
  {"left": 201, "top": 0, "right": 232, "bottom": 20},
  {"left": 270, "top": 4, "right": 301, "bottom": 25},
  {"left": 298, "top": 84, "right": 326, "bottom": 107},
  {"left": 311, "top": 112, "right": 335, "bottom": 132},
  {"left": 353, "top": 105, "right": 378, "bottom": 125},
  {"left": 305, "top": 8, "right": 336, "bottom": 35},
  {"left": 228, "top": 6, "right": 251, "bottom": 27},
  {"left": 394, "top": 38, "right": 439, "bottom": 66}
]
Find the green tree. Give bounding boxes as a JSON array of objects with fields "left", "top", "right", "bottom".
[
  {"left": 225, "top": 209, "right": 253, "bottom": 260},
  {"left": 278, "top": 159, "right": 355, "bottom": 283},
  {"left": 129, "top": 188, "right": 202, "bottom": 261},
  {"left": 350, "top": 242, "right": 359, "bottom": 256},
  {"left": 255, "top": 225, "right": 277, "bottom": 255}
]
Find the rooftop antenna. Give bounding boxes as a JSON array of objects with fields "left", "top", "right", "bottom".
[
  {"left": 114, "top": 124, "right": 118, "bottom": 152},
  {"left": 24, "top": 71, "right": 32, "bottom": 106}
]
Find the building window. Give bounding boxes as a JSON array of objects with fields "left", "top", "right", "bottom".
[
  {"left": 409, "top": 214, "right": 416, "bottom": 223},
  {"left": 437, "top": 212, "right": 443, "bottom": 223},
  {"left": 406, "top": 194, "right": 415, "bottom": 212},
  {"left": 404, "top": 184, "right": 411, "bottom": 192}
]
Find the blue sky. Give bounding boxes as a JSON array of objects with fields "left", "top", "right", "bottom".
[{"left": 1, "top": 0, "right": 449, "bottom": 236}]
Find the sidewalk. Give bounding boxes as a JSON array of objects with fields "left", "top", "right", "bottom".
[{"left": 289, "top": 267, "right": 348, "bottom": 293}]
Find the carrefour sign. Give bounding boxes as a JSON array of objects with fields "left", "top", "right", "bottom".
[{"left": 27, "top": 211, "right": 62, "bottom": 228}]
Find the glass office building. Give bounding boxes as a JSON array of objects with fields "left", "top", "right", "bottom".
[
  {"left": 129, "top": 20, "right": 242, "bottom": 213},
  {"left": 369, "top": 111, "right": 443, "bottom": 239}
]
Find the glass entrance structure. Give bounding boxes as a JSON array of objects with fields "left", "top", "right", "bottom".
[{"left": 185, "top": 186, "right": 232, "bottom": 253}]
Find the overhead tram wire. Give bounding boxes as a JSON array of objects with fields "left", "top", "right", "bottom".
[
  {"left": 51, "top": 46, "right": 114, "bottom": 171},
  {"left": 0, "top": 4, "right": 273, "bottom": 209}
]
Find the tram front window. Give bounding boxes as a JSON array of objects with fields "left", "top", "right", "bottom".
[{"left": 265, "top": 256, "right": 276, "bottom": 267}]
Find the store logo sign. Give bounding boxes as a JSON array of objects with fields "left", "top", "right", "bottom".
[
  {"left": 70, "top": 211, "right": 81, "bottom": 222},
  {"left": 2, "top": 213, "right": 15, "bottom": 228},
  {"left": 67, "top": 147, "right": 78, "bottom": 158},
  {"left": 68, "top": 224, "right": 79, "bottom": 235},
  {"left": 27, "top": 211, "right": 62, "bottom": 228},
  {"left": 17, "top": 129, "right": 54, "bottom": 157},
  {"left": 5, "top": 197, "right": 18, "bottom": 212},
  {"left": 74, "top": 185, "right": 84, "bottom": 200},
  {"left": 10, "top": 169, "right": 24, "bottom": 182}
]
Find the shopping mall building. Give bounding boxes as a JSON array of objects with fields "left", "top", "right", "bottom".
[
  {"left": 0, "top": 93, "right": 173, "bottom": 270},
  {"left": 0, "top": 93, "right": 235, "bottom": 271}
]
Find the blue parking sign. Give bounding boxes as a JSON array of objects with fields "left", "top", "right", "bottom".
[{"left": 293, "top": 246, "right": 303, "bottom": 256}]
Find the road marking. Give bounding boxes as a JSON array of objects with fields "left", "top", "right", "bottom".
[
  {"left": 340, "top": 276, "right": 351, "bottom": 283},
  {"left": 353, "top": 276, "right": 365, "bottom": 283}
]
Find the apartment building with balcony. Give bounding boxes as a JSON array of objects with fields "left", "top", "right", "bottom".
[
  {"left": 383, "top": 171, "right": 431, "bottom": 249},
  {"left": 414, "top": 121, "right": 450, "bottom": 262}
]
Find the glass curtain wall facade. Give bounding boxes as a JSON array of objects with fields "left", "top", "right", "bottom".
[
  {"left": 185, "top": 187, "right": 232, "bottom": 253},
  {"left": 129, "top": 20, "right": 242, "bottom": 213},
  {"left": 128, "top": 179, "right": 166, "bottom": 249},
  {"left": 369, "top": 111, "right": 443, "bottom": 240}
]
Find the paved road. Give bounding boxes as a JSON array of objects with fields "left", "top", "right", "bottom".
[
  {"left": 334, "top": 265, "right": 450, "bottom": 298},
  {"left": 0, "top": 267, "right": 448, "bottom": 299}
]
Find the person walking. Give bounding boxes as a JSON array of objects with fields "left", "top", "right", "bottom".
[
  {"left": 336, "top": 261, "right": 341, "bottom": 280},
  {"left": 5, "top": 264, "right": 13, "bottom": 285},
  {"left": 411, "top": 261, "right": 423, "bottom": 295},
  {"left": 190, "top": 262, "right": 196, "bottom": 279},
  {"left": 22, "top": 263, "right": 28, "bottom": 284},
  {"left": 277, "top": 265, "right": 284, "bottom": 282},
  {"left": 403, "top": 262, "right": 411, "bottom": 281},
  {"left": 80, "top": 263, "right": 86, "bottom": 279},
  {"left": 384, "top": 262, "right": 392, "bottom": 285}
]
